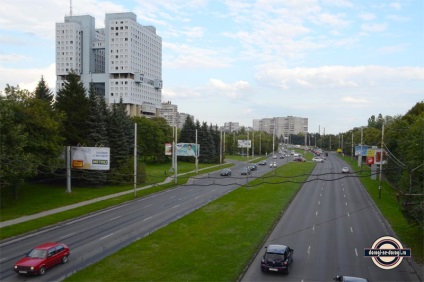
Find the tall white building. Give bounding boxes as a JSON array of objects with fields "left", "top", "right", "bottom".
[{"left": 56, "top": 12, "right": 162, "bottom": 117}]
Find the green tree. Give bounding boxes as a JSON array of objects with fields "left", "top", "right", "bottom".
[
  {"left": 197, "top": 121, "right": 215, "bottom": 163},
  {"left": 34, "top": 76, "right": 54, "bottom": 105},
  {"left": 54, "top": 71, "right": 90, "bottom": 146},
  {"left": 1, "top": 85, "right": 63, "bottom": 199}
]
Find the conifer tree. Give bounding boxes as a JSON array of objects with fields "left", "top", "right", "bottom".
[
  {"left": 34, "top": 76, "right": 54, "bottom": 105},
  {"left": 54, "top": 71, "right": 89, "bottom": 146}
]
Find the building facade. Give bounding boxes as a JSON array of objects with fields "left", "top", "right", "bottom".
[
  {"left": 56, "top": 12, "right": 162, "bottom": 117},
  {"left": 253, "top": 116, "right": 308, "bottom": 139}
]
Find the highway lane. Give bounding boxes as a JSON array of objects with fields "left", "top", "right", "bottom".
[
  {"left": 240, "top": 153, "right": 422, "bottom": 282},
  {"left": 0, "top": 156, "right": 290, "bottom": 281}
]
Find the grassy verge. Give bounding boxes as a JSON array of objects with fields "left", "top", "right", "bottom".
[
  {"left": 0, "top": 162, "right": 232, "bottom": 240},
  {"left": 341, "top": 155, "right": 423, "bottom": 265},
  {"left": 66, "top": 162, "right": 316, "bottom": 281}
]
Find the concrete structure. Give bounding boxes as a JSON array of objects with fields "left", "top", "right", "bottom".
[
  {"left": 253, "top": 116, "right": 308, "bottom": 139},
  {"left": 222, "top": 122, "right": 240, "bottom": 133},
  {"left": 56, "top": 12, "right": 162, "bottom": 117},
  {"left": 160, "top": 101, "right": 178, "bottom": 127}
]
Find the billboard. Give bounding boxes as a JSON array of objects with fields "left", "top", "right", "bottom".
[
  {"left": 176, "top": 143, "right": 199, "bottom": 157},
  {"left": 71, "top": 147, "right": 110, "bottom": 170},
  {"left": 165, "top": 143, "right": 172, "bottom": 156},
  {"left": 355, "top": 145, "right": 371, "bottom": 156},
  {"left": 238, "top": 140, "right": 251, "bottom": 148}
]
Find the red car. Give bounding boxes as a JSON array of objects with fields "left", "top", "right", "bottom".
[{"left": 14, "top": 242, "right": 70, "bottom": 276}]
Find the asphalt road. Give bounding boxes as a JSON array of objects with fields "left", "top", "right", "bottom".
[
  {"left": 240, "top": 154, "right": 422, "bottom": 282},
  {"left": 0, "top": 155, "right": 288, "bottom": 282}
]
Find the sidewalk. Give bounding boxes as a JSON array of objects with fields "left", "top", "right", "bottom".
[
  {"left": 0, "top": 176, "right": 175, "bottom": 229},
  {"left": 0, "top": 160, "right": 245, "bottom": 229}
]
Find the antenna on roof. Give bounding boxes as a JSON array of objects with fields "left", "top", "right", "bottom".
[{"left": 70, "top": 0, "right": 73, "bottom": 16}]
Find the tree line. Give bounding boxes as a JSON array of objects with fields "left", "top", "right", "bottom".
[{"left": 0, "top": 73, "right": 277, "bottom": 198}]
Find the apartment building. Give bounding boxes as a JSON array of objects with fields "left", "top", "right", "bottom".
[
  {"left": 55, "top": 12, "right": 162, "bottom": 117},
  {"left": 253, "top": 116, "right": 308, "bottom": 138}
]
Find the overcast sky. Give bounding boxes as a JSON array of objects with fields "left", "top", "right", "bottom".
[{"left": 1, "top": 0, "right": 423, "bottom": 134}]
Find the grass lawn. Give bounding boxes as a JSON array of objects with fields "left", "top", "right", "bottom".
[{"left": 65, "top": 162, "right": 316, "bottom": 282}]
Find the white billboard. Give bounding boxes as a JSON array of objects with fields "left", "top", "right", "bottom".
[
  {"left": 71, "top": 147, "right": 110, "bottom": 170},
  {"left": 238, "top": 140, "right": 251, "bottom": 148},
  {"left": 176, "top": 143, "right": 199, "bottom": 157}
]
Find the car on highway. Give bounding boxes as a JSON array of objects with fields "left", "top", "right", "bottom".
[
  {"left": 312, "top": 157, "right": 324, "bottom": 163},
  {"left": 14, "top": 242, "right": 70, "bottom": 276},
  {"left": 269, "top": 162, "right": 277, "bottom": 168},
  {"left": 248, "top": 164, "right": 258, "bottom": 171},
  {"left": 293, "top": 157, "right": 306, "bottom": 162},
  {"left": 240, "top": 167, "right": 251, "bottom": 175},
  {"left": 258, "top": 160, "right": 267, "bottom": 165},
  {"left": 334, "top": 275, "right": 369, "bottom": 282},
  {"left": 220, "top": 168, "right": 232, "bottom": 176},
  {"left": 341, "top": 167, "right": 350, "bottom": 173},
  {"left": 260, "top": 244, "right": 293, "bottom": 274}
]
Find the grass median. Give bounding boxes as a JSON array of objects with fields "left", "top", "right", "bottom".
[{"left": 65, "top": 162, "right": 316, "bottom": 282}]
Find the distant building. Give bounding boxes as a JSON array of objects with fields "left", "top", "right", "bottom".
[
  {"left": 253, "top": 116, "right": 308, "bottom": 138},
  {"left": 55, "top": 12, "right": 162, "bottom": 117},
  {"left": 160, "top": 101, "right": 178, "bottom": 127},
  {"left": 178, "top": 113, "right": 194, "bottom": 129},
  {"left": 222, "top": 122, "right": 240, "bottom": 132}
]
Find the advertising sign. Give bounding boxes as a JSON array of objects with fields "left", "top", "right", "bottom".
[
  {"left": 165, "top": 143, "right": 172, "bottom": 156},
  {"left": 71, "top": 147, "right": 110, "bottom": 170},
  {"left": 176, "top": 143, "right": 199, "bottom": 157},
  {"left": 355, "top": 145, "right": 370, "bottom": 156},
  {"left": 374, "top": 149, "right": 385, "bottom": 165},
  {"left": 238, "top": 140, "right": 251, "bottom": 148},
  {"left": 366, "top": 149, "right": 375, "bottom": 165}
]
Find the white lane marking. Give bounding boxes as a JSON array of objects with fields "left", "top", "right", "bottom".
[
  {"left": 316, "top": 211, "right": 318, "bottom": 216},
  {"left": 100, "top": 233, "right": 114, "bottom": 240},
  {"left": 307, "top": 245, "right": 311, "bottom": 254},
  {"left": 60, "top": 232, "right": 75, "bottom": 239},
  {"left": 345, "top": 202, "right": 348, "bottom": 206},
  {"left": 355, "top": 248, "right": 358, "bottom": 256},
  {"left": 347, "top": 212, "right": 350, "bottom": 217},
  {"left": 318, "top": 201, "right": 320, "bottom": 205},
  {"left": 109, "top": 216, "right": 121, "bottom": 221},
  {"left": 344, "top": 194, "right": 346, "bottom": 198},
  {"left": 143, "top": 216, "right": 152, "bottom": 221},
  {"left": 312, "top": 225, "right": 315, "bottom": 233},
  {"left": 351, "top": 227, "right": 354, "bottom": 233},
  {"left": 144, "top": 204, "right": 152, "bottom": 208},
  {"left": 169, "top": 195, "right": 176, "bottom": 199},
  {"left": 173, "top": 204, "right": 180, "bottom": 208},
  {"left": 195, "top": 196, "right": 200, "bottom": 199}
]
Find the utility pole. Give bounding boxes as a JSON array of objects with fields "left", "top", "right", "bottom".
[
  {"left": 378, "top": 123, "right": 385, "bottom": 199},
  {"left": 134, "top": 123, "right": 137, "bottom": 197}
]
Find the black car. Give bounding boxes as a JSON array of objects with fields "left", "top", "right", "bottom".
[
  {"left": 220, "top": 168, "right": 232, "bottom": 176},
  {"left": 261, "top": 244, "right": 293, "bottom": 274},
  {"left": 258, "top": 160, "right": 267, "bottom": 165}
]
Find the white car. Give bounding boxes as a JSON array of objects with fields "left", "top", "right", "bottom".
[
  {"left": 269, "top": 162, "right": 277, "bottom": 168},
  {"left": 312, "top": 157, "right": 324, "bottom": 163},
  {"left": 341, "top": 167, "right": 350, "bottom": 173}
]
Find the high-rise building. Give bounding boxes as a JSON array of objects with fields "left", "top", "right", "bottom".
[
  {"left": 253, "top": 116, "right": 308, "bottom": 138},
  {"left": 55, "top": 12, "right": 162, "bottom": 117}
]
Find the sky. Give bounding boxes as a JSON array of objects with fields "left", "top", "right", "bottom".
[{"left": 0, "top": 0, "right": 423, "bottom": 134}]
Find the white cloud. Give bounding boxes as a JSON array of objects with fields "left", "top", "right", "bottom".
[
  {"left": 256, "top": 66, "right": 424, "bottom": 90},
  {"left": 378, "top": 44, "right": 409, "bottom": 54},
  {"left": 361, "top": 23, "right": 387, "bottom": 33},
  {"left": 0, "top": 63, "right": 56, "bottom": 93},
  {"left": 389, "top": 2, "right": 401, "bottom": 10},
  {"left": 358, "top": 13, "right": 376, "bottom": 21},
  {"left": 208, "top": 79, "right": 250, "bottom": 99}
]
